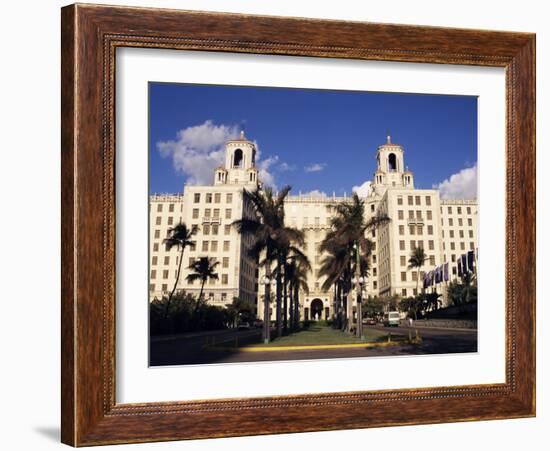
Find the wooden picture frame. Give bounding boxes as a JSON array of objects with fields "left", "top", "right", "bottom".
[{"left": 61, "top": 3, "right": 536, "bottom": 446}]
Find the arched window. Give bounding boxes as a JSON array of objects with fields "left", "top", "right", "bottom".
[
  {"left": 388, "top": 153, "right": 397, "bottom": 171},
  {"left": 251, "top": 149, "right": 256, "bottom": 165},
  {"left": 233, "top": 149, "right": 243, "bottom": 168}
]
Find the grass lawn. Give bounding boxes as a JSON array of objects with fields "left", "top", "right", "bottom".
[{"left": 246, "top": 324, "right": 396, "bottom": 348}]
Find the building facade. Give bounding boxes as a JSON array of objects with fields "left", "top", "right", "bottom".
[
  {"left": 149, "top": 134, "right": 478, "bottom": 321},
  {"left": 149, "top": 131, "right": 259, "bottom": 309}
]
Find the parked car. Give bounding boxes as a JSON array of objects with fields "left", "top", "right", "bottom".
[
  {"left": 364, "top": 317, "right": 377, "bottom": 325},
  {"left": 237, "top": 321, "right": 251, "bottom": 330},
  {"left": 383, "top": 311, "right": 401, "bottom": 327},
  {"left": 253, "top": 319, "right": 263, "bottom": 329}
]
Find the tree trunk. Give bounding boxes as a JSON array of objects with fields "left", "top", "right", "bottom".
[
  {"left": 164, "top": 247, "right": 185, "bottom": 318},
  {"left": 276, "top": 260, "right": 283, "bottom": 338},
  {"left": 283, "top": 276, "right": 288, "bottom": 332},
  {"left": 263, "top": 267, "right": 271, "bottom": 343},
  {"left": 415, "top": 265, "right": 421, "bottom": 320},
  {"left": 333, "top": 284, "right": 337, "bottom": 329},
  {"left": 346, "top": 290, "right": 353, "bottom": 333},
  {"left": 199, "top": 279, "right": 206, "bottom": 301},
  {"left": 293, "top": 285, "right": 300, "bottom": 330},
  {"left": 342, "top": 293, "right": 348, "bottom": 332},
  {"left": 337, "top": 283, "right": 342, "bottom": 329},
  {"left": 288, "top": 284, "right": 293, "bottom": 332}
]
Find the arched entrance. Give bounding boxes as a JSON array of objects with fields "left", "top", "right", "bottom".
[{"left": 310, "top": 299, "right": 324, "bottom": 321}]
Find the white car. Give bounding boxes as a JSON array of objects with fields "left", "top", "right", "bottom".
[{"left": 383, "top": 311, "right": 401, "bottom": 327}]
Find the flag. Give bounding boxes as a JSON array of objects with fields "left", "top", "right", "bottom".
[
  {"left": 444, "top": 262, "right": 449, "bottom": 282},
  {"left": 468, "top": 250, "right": 475, "bottom": 272},
  {"left": 435, "top": 266, "right": 441, "bottom": 283}
]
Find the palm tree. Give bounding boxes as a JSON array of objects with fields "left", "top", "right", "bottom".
[
  {"left": 285, "top": 258, "right": 310, "bottom": 330},
  {"left": 320, "top": 193, "right": 390, "bottom": 333},
  {"left": 282, "top": 251, "right": 311, "bottom": 331},
  {"left": 162, "top": 222, "right": 198, "bottom": 317},
  {"left": 271, "top": 245, "right": 310, "bottom": 332},
  {"left": 319, "top": 244, "right": 352, "bottom": 329},
  {"left": 186, "top": 257, "right": 219, "bottom": 301},
  {"left": 233, "top": 186, "right": 304, "bottom": 341},
  {"left": 408, "top": 246, "right": 427, "bottom": 320}
]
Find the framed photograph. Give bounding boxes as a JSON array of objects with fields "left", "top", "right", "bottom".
[{"left": 61, "top": 4, "right": 536, "bottom": 446}]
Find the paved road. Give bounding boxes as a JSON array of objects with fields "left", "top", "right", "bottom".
[
  {"left": 150, "top": 325, "right": 477, "bottom": 366},
  {"left": 368, "top": 324, "right": 478, "bottom": 355},
  {"left": 150, "top": 328, "right": 263, "bottom": 366}
]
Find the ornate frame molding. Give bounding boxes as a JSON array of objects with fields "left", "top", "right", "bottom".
[{"left": 61, "top": 4, "right": 535, "bottom": 446}]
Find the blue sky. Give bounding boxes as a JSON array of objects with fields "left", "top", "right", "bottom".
[{"left": 149, "top": 82, "right": 477, "bottom": 199}]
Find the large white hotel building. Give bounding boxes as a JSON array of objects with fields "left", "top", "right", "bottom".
[{"left": 149, "top": 132, "right": 477, "bottom": 321}]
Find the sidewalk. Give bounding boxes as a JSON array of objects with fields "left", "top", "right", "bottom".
[
  {"left": 207, "top": 340, "right": 405, "bottom": 352},
  {"left": 405, "top": 322, "right": 477, "bottom": 332}
]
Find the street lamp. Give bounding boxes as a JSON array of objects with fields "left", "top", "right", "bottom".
[{"left": 260, "top": 275, "right": 276, "bottom": 344}]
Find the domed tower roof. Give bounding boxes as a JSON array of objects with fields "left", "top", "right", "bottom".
[
  {"left": 372, "top": 135, "right": 414, "bottom": 193},
  {"left": 377, "top": 135, "right": 403, "bottom": 150},
  {"left": 218, "top": 131, "right": 260, "bottom": 187}
]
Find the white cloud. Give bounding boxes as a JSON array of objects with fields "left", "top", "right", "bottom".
[
  {"left": 304, "top": 163, "right": 326, "bottom": 173},
  {"left": 278, "top": 162, "right": 296, "bottom": 172},
  {"left": 257, "top": 155, "right": 279, "bottom": 189},
  {"left": 352, "top": 180, "right": 372, "bottom": 197},
  {"left": 157, "top": 120, "right": 280, "bottom": 187},
  {"left": 434, "top": 164, "right": 478, "bottom": 200},
  {"left": 157, "top": 120, "right": 238, "bottom": 185},
  {"left": 302, "top": 189, "right": 327, "bottom": 198}
]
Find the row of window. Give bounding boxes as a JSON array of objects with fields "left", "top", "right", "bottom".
[
  {"left": 192, "top": 208, "right": 232, "bottom": 220},
  {"left": 399, "top": 224, "right": 434, "bottom": 235},
  {"left": 202, "top": 224, "right": 232, "bottom": 235},
  {"left": 193, "top": 192, "right": 233, "bottom": 204},
  {"left": 399, "top": 254, "right": 436, "bottom": 266},
  {"left": 443, "top": 205, "right": 474, "bottom": 215},
  {"left": 187, "top": 257, "right": 230, "bottom": 268},
  {"left": 397, "top": 209, "right": 433, "bottom": 221},
  {"left": 443, "top": 217, "right": 474, "bottom": 227},
  {"left": 154, "top": 215, "right": 182, "bottom": 226},
  {"left": 398, "top": 240, "right": 436, "bottom": 252},
  {"left": 443, "top": 229, "right": 475, "bottom": 239},
  {"left": 398, "top": 238, "right": 436, "bottom": 251},
  {"left": 398, "top": 239, "right": 475, "bottom": 253},
  {"left": 443, "top": 241, "right": 476, "bottom": 251},
  {"left": 397, "top": 195, "right": 432, "bottom": 206},
  {"left": 198, "top": 241, "right": 231, "bottom": 252},
  {"left": 154, "top": 203, "right": 182, "bottom": 213},
  {"left": 443, "top": 253, "right": 473, "bottom": 263},
  {"left": 150, "top": 269, "right": 230, "bottom": 285},
  {"left": 400, "top": 270, "right": 425, "bottom": 282},
  {"left": 150, "top": 239, "right": 231, "bottom": 253},
  {"left": 395, "top": 196, "right": 474, "bottom": 216},
  {"left": 151, "top": 255, "right": 177, "bottom": 266},
  {"left": 395, "top": 211, "right": 475, "bottom": 228},
  {"left": 149, "top": 285, "right": 231, "bottom": 303}
]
